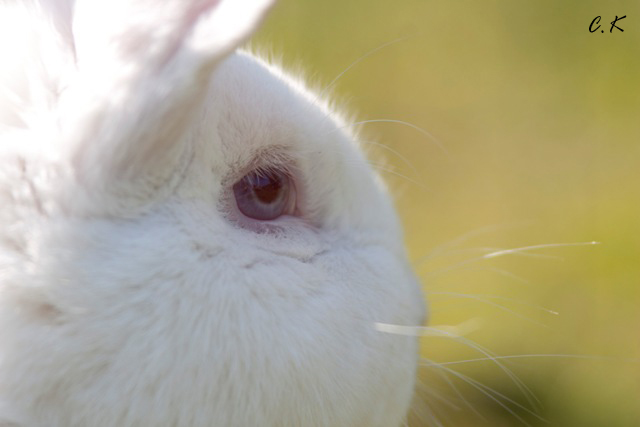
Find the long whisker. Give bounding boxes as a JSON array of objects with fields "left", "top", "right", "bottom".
[
  {"left": 378, "top": 324, "right": 540, "bottom": 409},
  {"left": 367, "top": 162, "right": 427, "bottom": 189},
  {"left": 433, "top": 327, "right": 540, "bottom": 409},
  {"left": 436, "top": 354, "right": 638, "bottom": 366},
  {"left": 423, "top": 358, "right": 546, "bottom": 426},
  {"left": 329, "top": 118, "right": 447, "bottom": 155},
  {"left": 414, "top": 245, "right": 559, "bottom": 267},
  {"left": 429, "top": 291, "right": 559, "bottom": 315},
  {"left": 421, "top": 241, "right": 599, "bottom": 276},
  {"left": 409, "top": 399, "right": 446, "bottom": 427},
  {"left": 311, "top": 37, "right": 415, "bottom": 131},
  {"left": 293, "top": 146, "right": 425, "bottom": 189},
  {"left": 318, "top": 36, "right": 413, "bottom": 99},
  {"left": 482, "top": 241, "right": 600, "bottom": 259},
  {"left": 424, "top": 265, "right": 532, "bottom": 285},
  {"left": 428, "top": 291, "right": 558, "bottom": 326},
  {"left": 359, "top": 139, "right": 420, "bottom": 178},
  {"left": 417, "top": 381, "right": 462, "bottom": 411},
  {"left": 375, "top": 320, "right": 482, "bottom": 338},
  {"left": 420, "top": 361, "right": 487, "bottom": 420},
  {"left": 423, "top": 222, "right": 535, "bottom": 260}
]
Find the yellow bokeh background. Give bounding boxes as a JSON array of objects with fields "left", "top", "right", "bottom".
[{"left": 256, "top": 1, "right": 639, "bottom": 426}]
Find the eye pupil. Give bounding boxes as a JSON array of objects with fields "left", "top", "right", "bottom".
[
  {"left": 232, "top": 169, "right": 294, "bottom": 221},
  {"left": 252, "top": 173, "right": 282, "bottom": 204}
]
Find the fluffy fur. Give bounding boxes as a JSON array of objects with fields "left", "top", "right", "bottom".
[{"left": 0, "top": 0, "right": 426, "bottom": 426}]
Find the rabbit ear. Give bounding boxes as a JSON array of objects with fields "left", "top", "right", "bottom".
[
  {"left": 0, "top": 1, "right": 75, "bottom": 131},
  {"left": 56, "top": 0, "right": 275, "bottom": 205},
  {"left": 72, "top": 0, "right": 276, "bottom": 75}
]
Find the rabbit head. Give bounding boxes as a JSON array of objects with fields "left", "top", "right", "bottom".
[{"left": 0, "top": 0, "right": 426, "bottom": 426}]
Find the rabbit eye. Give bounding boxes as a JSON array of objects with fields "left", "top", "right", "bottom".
[{"left": 232, "top": 169, "right": 295, "bottom": 221}]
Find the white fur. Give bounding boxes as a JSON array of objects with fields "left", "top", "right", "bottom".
[{"left": 0, "top": 0, "right": 426, "bottom": 426}]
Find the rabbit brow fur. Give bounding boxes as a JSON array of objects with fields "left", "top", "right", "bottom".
[{"left": 0, "top": 0, "right": 425, "bottom": 426}]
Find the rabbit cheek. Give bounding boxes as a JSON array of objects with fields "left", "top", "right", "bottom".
[{"left": 219, "top": 244, "right": 422, "bottom": 426}]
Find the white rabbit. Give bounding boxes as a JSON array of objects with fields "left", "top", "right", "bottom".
[{"left": 0, "top": 0, "right": 426, "bottom": 426}]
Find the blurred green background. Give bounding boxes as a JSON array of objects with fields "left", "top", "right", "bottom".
[{"left": 255, "top": 1, "right": 640, "bottom": 426}]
